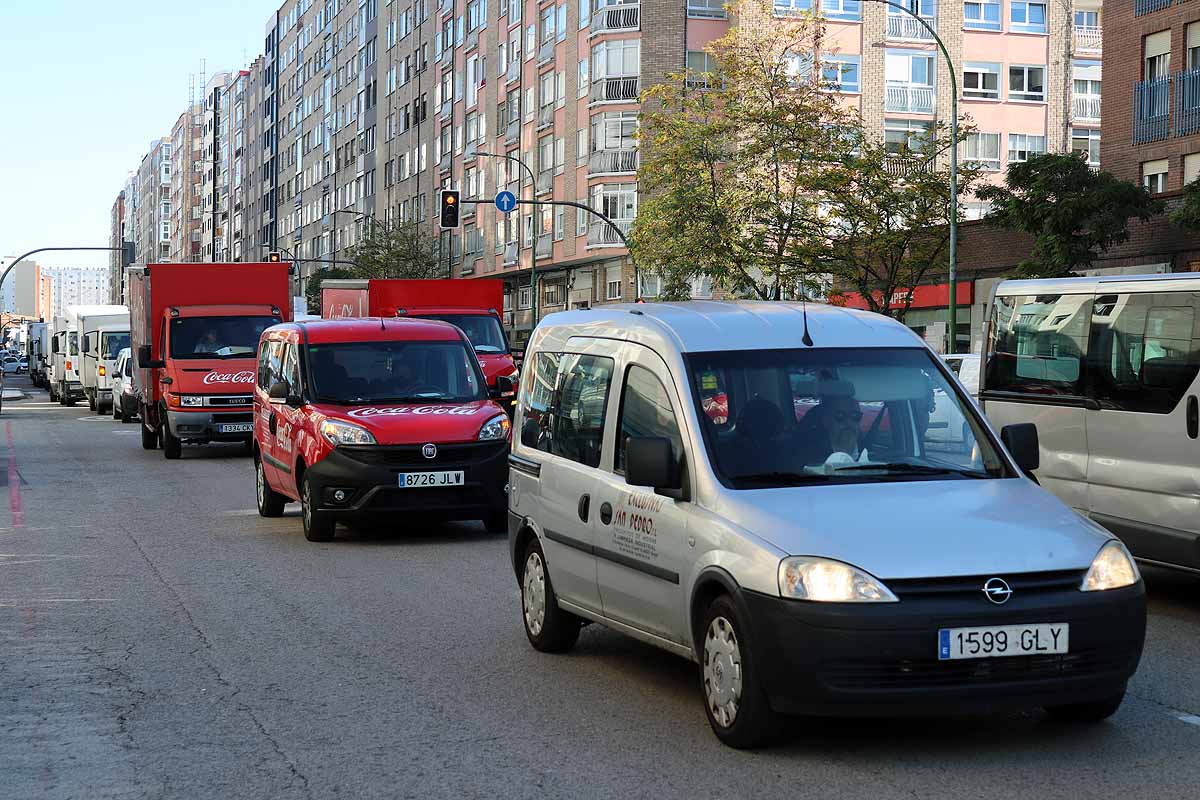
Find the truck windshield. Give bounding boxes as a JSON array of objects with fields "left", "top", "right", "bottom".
[
  {"left": 101, "top": 332, "right": 131, "bottom": 360},
  {"left": 686, "top": 348, "right": 1008, "bottom": 489},
  {"left": 416, "top": 314, "right": 508, "bottom": 354},
  {"left": 170, "top": 316, "right": 280, "bottom": 359},
  {"left": 307, "top": 340, "right": 486, "bottom": 405},
  {"left": 68, "top": 332, "right": 78, "bottom": 356}
]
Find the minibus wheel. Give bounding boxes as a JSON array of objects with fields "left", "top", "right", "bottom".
[{"left": 700, "top": 596, "right": 779, "bottom": 749}]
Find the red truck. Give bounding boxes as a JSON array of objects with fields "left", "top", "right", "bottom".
[
  {"left": 130, "top": 262, "right": 292, "bottom": 459},
  {"left": 320, "top": 279, "right": 517, "bottom": 409}
]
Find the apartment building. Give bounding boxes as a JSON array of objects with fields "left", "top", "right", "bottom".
[
  {"left": 224, "top": 58, "right": 271, "bottom": 261},
  {"left": 108, "top": 190, "right": 126, "bottom": 304},
  {"left": 135, "top": 138, "right": 174, "bottom": 269},
  {"left": 41, "top": 267, "right": 111, "bottom": 320},
  {"left": 169, "top": 104, "right": 204, "bottom": 262},
  {"left": 201, "top": 72, "right": 235, "bottom": 261}
]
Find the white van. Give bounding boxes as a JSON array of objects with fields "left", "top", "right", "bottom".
[
  {"left": 507, "top": 302, "right": 1145, "bottom": 748},
  {"left": 982, "top": 273, "right": 1200, "bottom": 574},
  {"left": 49, "top": 319, "right": 83, "bottom": 406}
]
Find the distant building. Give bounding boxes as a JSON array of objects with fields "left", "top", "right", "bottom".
[
  {"left": 0, "top": 258, "right": 43, "bottom": 318},
  {"left": 41, "top": 267, "right": 111, "bottom": 319},
  {"left": 109, "top": 189, "right": 127, "bottom": 304},
  {"left": 170, "top": 104, "right": 204, "bottom": 262}
]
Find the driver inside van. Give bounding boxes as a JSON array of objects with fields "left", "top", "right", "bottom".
[{"left": 817, "top": 394, "right": 864, "bottom": 460}]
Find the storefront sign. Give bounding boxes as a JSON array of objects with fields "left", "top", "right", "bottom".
[{"left": 830, "top": 282, "right": 974, "bottom": 311}]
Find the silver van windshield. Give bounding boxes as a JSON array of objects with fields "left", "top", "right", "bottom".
[{"left": 686, "top": 348, "right": 1008, "bottom": 489}]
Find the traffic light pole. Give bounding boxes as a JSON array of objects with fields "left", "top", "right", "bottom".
[{"left": 0, "top": 244, "right": 135, "bottom": 295}]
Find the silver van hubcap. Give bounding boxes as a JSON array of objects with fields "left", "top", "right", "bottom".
[
  {"left": 704, "top": 616, "right": 743, "bottom": 729},
  {"left": 523, "top": 552, "right": 546, "bottom": 636}
]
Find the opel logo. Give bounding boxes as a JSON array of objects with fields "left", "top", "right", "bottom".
[
  {"left": 982, "top": 577, "right": 1013, "bottom": 605},
  {"left": 421, "top": 443, "right": 437, "bottom": 459}
]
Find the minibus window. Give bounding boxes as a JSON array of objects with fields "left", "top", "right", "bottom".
[{"left": 985, "top": 293, "right": 1090, "bottom": 396}]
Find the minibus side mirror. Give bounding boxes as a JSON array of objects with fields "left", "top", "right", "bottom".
[
  {"left": 1001, "top": 423, "right": 1040, "bottom": 475},
  {"left": 137, "top": 344, "right": 164, "bottom": 369},
  {"left": 490, "top": 375, "right": 515, "bottom": 399},
  {"left": 625, "top": 437, "right": 683, "bottom": 494},
  {"left": 268, "top": 380, "right": 291, "bottom": 405}
]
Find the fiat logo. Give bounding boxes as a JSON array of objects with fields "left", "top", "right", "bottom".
[
  {"left": 421, "top": 443, "right": 437, "bottom": 459},
  {"left": 982, "top": 577, "right": 1013, "bottom": 605}
]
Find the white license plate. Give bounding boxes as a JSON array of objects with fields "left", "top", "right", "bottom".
[
  {"left": 399, "top": 470, "right": 465, "bottom": 488},
  {"left": 938, "top": 623, "right": 1069, "bottom": 661},
  {"left": 218, "top": 423, "right": 254, "bottom": 434}
]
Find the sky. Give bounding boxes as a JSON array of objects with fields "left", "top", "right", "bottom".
[{"left": 0, "top": 1, "right": 272, "bottom": 271}]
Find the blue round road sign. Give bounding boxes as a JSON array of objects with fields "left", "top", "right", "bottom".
[{"left": 495, "top": 190, "right": 517, "bottom": 213}]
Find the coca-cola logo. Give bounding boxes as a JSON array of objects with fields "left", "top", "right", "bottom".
[
  {"left": 202, "top": 370, "right": 256, "bottom": 385},
  {"left": 346, "top": 405, "right": 482, "bottom": 418}
]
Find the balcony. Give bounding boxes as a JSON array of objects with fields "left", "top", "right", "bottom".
[
  {"left": 1072, "top": 95, "right": 1101, "bottom": 122},
  {"left": 885, "top": 84, "right": 935, "bottom": 114},
  {"left": 538, "top": 104, "right": 555, "bottom": 129},
  {"left": 505, "top": 119, "right": 521, "bottom": 145},
  {"left": 439, "top": 101, "right": 452, "bottom": 122},
  {"left": 536, "top": 234, "right": 553, "bottom": 258},
  {"left": 587, "top": 219, "right": 631, "bottom": 247},
  {"left": 504, "top": 242, "right": 519, "bottom": 265},
  {"left": 439, "top": 0, "right": 453, "bottom": 13},
  {"left": 536, "top": 170, "right": 554, "bottom": 195},
  {"left": 883, "top": 156, "right": 932, "bottom": 178},
  {"left": 1135, "top": 77, "right": 1171, "bottom": 143},
  {"left": 538, "top": 40, "right": 555, "bottom": 66},
  {"left": 588, "top": 148, "right": 639, "bottom": 174},
  {"left": 591, "top": 4, "right": 640, "bottom": 34},
  {"left": 507, "top": 59, "right": 521, "bottom": 83},
  {"left": 590, "top": 76, "right": 641, "bottom": 103},
  {"left": 466, "top": 30, "right": 478, "bottom": 52},
  {"left": 1134, "top": 0, "right": 1171, "bottom": 16},
  {"left": 1074, "top": 25, "right": 1102, "bottom": 56},
  {"left": 886, "top": 14, "right": 936, "bottom": 41},
  {"left": 1175, "top": 68, "right": 1200, "bottom": 137}
]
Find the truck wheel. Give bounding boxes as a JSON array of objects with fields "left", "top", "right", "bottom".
[
  {"left": 162, "top": 421, "right": 182, "bottom": 460},
  {"left": 120, "top": 403, "right": 132, "bottom": 424},
  {"left": 301, "top": 474, "right": 335, "bottom": 542},
  {"left": 88, "top": 394, "right": 96, "bottom": 412},
  {"left": 255, "top": 456, "right": 286, "bottom": 517},
  {"left": 140, "top": 417, "right": 157, "bottom": 450},
  {"left": 58, "top": 383, "right": 67, "bottom": 406}
]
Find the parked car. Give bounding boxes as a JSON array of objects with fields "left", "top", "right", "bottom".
[
  {"left": 111, "top": 348, "right": 136, "bottom": 423},
  {"left": 982, "top": 273, "right": 1200, "bottom": 574},
  {"left": 2, "top": 356, "right": 20, "bottom": 375},
  {"left": 508, "top": 302, "right": 1145, "bottom": 748},
  {"left": 943, "top": 353, "right": 981, "bottom": 399},
  {"left": 16, "top": 356, "right": 28, "bottom": 374},
  {"left": 252, "top": 317, "right": 513, "bottom": 542}
]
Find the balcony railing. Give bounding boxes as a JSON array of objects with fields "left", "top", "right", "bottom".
[
  {"left": 1135, "top": 77, "right": 1171, "bottom": 143},
  {"left": 507, "top": 58, "right": 521, "bottom": 83},
  {"left": 588, "top": 148, "right": 639, "bottom": 174},
  {"left": 538, "top": 104, "right": 555, "bottom": 129},
  {"left": 591, "top": 4, "right": 641, "bottom": 34},
  {"left": 504, "top": 242, "right": 519, "bottom": 266},
  {"left": 536, "top": 234, "right": 553, "bottom": 258},
  {"left": 505, "top": 119, "right": 520, "bottom": 145},
  {"left": 590, "top": 76, "right": 641, "bottom": 103},
  {"left": 1134, "top": 0, "right": 1171, "bottom": 16},
  {"left": 886, "top": 14, "right": 936, "bottom": 41},
  {"left": 536, "top": 171, "right": 554, "bottom": 194},
  {"left": 1073, "top": 25, "right": 1102, "bottom": 56},
  {"left": 587, "top": 219, "right": 632, "bottom": 247},
  {"left": 885, "top": 84, "right": 935, "bottom": 114},
  {"left": 883, "top": 156, "right": 932, "bottom": 178},
  {"left": 1175, "top": 68, "right": 1200, "bottom": 137},
  {"left": 537, "top": 39, "right": 555, "bottom": 65},
  {"left": 1072, "top": 95, "right": 1101, "bottom": 121}
]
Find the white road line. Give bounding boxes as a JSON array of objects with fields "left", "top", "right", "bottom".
[{"left": 222, "top": 509, "right": 263, "bottom": 516}]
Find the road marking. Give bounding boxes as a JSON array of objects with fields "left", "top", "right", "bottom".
[
  {"left": 222, "top": 509, "right": 263, "bottom": 516},
  {"left": 5, "top": 421, "right": 22, "bottom": 528},
  {"left": 0, "top": 598, "right": 116, "bottom": 606},
  {"left": 1178, "top": 714, "right": 1200, "bottom": 727},
  {"left": 77, "top": 416, "right": 113, "bottom": 423},
  {"left": 112, "top": 430, "right": 140, "bottom": 435}
]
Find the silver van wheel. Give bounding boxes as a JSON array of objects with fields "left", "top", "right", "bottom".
[
  {"left": 703, "top": 616, "right": 743, "bottom": 729},
  {"left": 523, "top": 551, "right": 547, "bottom": 637}
]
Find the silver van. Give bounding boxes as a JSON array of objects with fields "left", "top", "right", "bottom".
[
  {"left": 507, "top": 302, "right": 1145, "bottom": 748},
  {"left": 983, "top": 274, "right": 1200, "bottom": 574}
]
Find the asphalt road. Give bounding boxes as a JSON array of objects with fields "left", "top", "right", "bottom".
[{"left": 2, "top": 374, "right": 1200, "bottom": 799}]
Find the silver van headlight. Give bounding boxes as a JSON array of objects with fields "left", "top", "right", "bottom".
[
  {"left": 778, "top": 557, "right": 898, "bottom": 603},
  {"left": 1080, "top": 540, "right": 1140, "bottom": 592}
]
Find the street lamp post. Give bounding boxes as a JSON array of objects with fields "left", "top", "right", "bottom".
[
  {"left": 864, "top": 1, "right": 960, "bottom": 353},
  {"left": 473, "top": 150, "right": 540, "bottom": 328}
]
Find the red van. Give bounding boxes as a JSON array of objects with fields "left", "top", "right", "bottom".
[{"left": 252, "top": 318, "right": 513, "bottom": 542}]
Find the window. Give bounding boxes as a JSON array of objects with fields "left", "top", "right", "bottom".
[
  {"left": 580, "top": 0, "right": 590, "bottom": 27},
  {"left": 964, "top": 0, "right": 1000, "bottom": 30},
  {"left": 1075, "top": 10, "right": 1098, "bottom": 29},
  {"left": 1072, "top": 127, "right": 1100, "bottom": 166},
  {"left": 884, "top": 118, "right": 932, "bottom": 154},
  {"left": 823, "top": 0, "right": 861, "bottom": 21},
  {"left": 1188, "top": 22, "right": 1200, "bottom": 70},
  {"left": 985, "top": 293, "right": 1091, "bottom": 397},
  {"left": 577, "top": 196, "right": 590, "bottom": 236},
  {"left": 519, "top": 352, "right": 615, "bottom": 468},
  {"left": 1007, "top": 133, "right": 1046, "bottom": 163},
  {"left": 616, "top": 365, "right": 684, "bottom": 474},
  {"left": 578, "top": 57, "right": 590, "bottom": 97},
  {"left": 591, "top": 111, "right": 638, "bottom": 151},
  {"left": 688, "top": 0, "right": 727, "bottom": 18},
  {"left": 544, "top": 283, "right": 562, "bottom": 306},
  {"left": 593, "top": 39, "right": 640, "bottom": 78},
  {"left": 1143, "top": 159, "right": 1168, "bottom": 193},
  {"left": 774, "top": 0, "right": 812, "bottom": 15},
  {"left": 1186, "top": 153, "right": 1200, "bottom": 185},
  {"left": 1009, "top": 65, "right": 1046, "bottom": 101},
  {"left": 822, "top": 55, "right": 860, "bottom": 93},
  {"left": 963, "top": 62, "right": 1000, "bottom": 100},
  {"left": 592, "top": 182, "right": 637, "bottom": 226},
  {"left": 962, "top": 132, "right": 1001, "bottom": 171},
  {"left": 519, "top": 286, "right": 532, "bottom": 308},
  {"left": 886, "top": 50, "right": 934, "bottom": 86},
  {"left": 1088, "top": 293, "right": 1200, "bottom": 414},
  {"left": 686, "top": 50, "right": 718, "bottom": 88},
  {"left": 1010, "top": 1, "right": 1047, "bottom": 34},
  {"left": 1145, "top": 31, "right": 1171, "bottom": 81}
]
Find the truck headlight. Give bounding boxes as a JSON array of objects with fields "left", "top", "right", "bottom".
[
  {"left": 778, "top": 557, "right": 898, "bottom": 603},
  {"left": 1080, "top": 540, "right": 1140, "bottom": 592},
  {"left": 319, "top": 419, "right": 376, "bottom": 446},
  {"left": 180, "top": 395, "right": 203, "bottom": 407},
  {"left": 478, "top": 413, "right": 511, "bottom": 441}
]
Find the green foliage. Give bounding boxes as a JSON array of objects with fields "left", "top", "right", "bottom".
[
  {"left": 347, "top": 220, "right": 444, "bottom": 281},
  {"left": 304, "top": 266, "right": 356, "bottom": 314},
  {"left": 1170, "top": 177, "right": 1200, "bottom": 232},
  {"left": 977, "top": 153, "right": 1163, "bottom": 279}
]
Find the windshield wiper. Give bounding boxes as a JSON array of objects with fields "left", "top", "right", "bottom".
[
  {"left": 732, "top": 471, "right": 832, "bottom": 486},
  {"left": 831, "top": 462, "right": 990, "bottom": 478}
]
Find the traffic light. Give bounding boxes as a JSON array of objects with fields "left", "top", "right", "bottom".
[
  {"left": 267, "top": 251, "right": 282, "bottom": 263},
  {"left": 439, "top": 189, "right": 461, "bottom": 229},
  {"left": 121, "top": 241, "right": 135, "bottom": 268}
]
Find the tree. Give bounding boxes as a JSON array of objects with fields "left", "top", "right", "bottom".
[
  {"left": 977, "top": 152, "right": 1162, "bottom": 279},
  {"left": 629, "top": 0, "right": 859, "bottom": 300},
  {"left": 347, "top": 220, "right": 443, "bottom": 280},
  {"left": 1170, "top": 176, "right": 1200, "bottom": 232},
  {"left": 820, "top": 127, "right": 981, "bottom": 321},
  {"left": 304, "top": 266, "right": 356, "bottom": 314}
]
